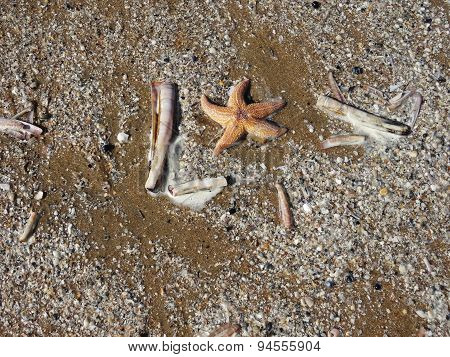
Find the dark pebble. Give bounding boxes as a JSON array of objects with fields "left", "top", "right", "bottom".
[
  {"left": 437, "top": 76, "right": 446, "bottom": 83},
  {"left": 352, "top": 66, "right": 364, "bottom": 75},
  {"left": 345, "top": 272, "right": 356, "bottom": 283},
  {"left": 228, "top": 207, "right": 237, "bottom": 214},
  {"left": 163, "top": 57, "right": 170, "bottom": 63},
  {"left": 102, "top": 143, "right": 115, "bottom": 153},
  {"left": 192, "top": 55, "right": 198, "bottom": 62},
  {"left": 312, "top": 1, "right": 321, "bottom": 9},
  {"left": 325, "top": 280, "right": 336, "bottom": 288},
  {"left": 374, "top": 282, "right": 382, "bottom": 290},
  {"left": 265, "top": 322, "right": 274, "bottom": 336}
]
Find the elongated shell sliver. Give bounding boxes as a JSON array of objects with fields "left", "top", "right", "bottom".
[
  {"left": 316, "top": 95, "right": 411, "bottom": 136},
  {"left": 169, "top": 177, "right": 227, "bottom": 197},
  {"left": 275, "top": 182, "right": 293, "bottom": 229},
  {"left": 0, "top": 118, "right": 42, "bottom": 140},
  {"left": 145, "top": 81, "right": 175, "bottom": 195},
  {"left": 321, "top": 135, "right": 366, "bottom": 149}
]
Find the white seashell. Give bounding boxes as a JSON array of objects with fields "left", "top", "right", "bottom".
[
  {"left": 321, "top": 134, "right": 366, "bottom": 149},
  {"left": 275, "top": 182, "right": 293, "bottom": 229},
  {"left": 145, "top": 81, "right": 175, "bottom": 196},
  {"left": 316, "top": 95, "right": 411, "bottom": 136},
  {"left": 168, "top": 177, "right": 227, "bottom": 197},
  {"left": 117, "top": 132, "right": 129, "bottom": 143},
  {"left": 302, "top": 203, "right": 312, "bottom": 214},
  {"left": 0, "top": 183, "right": 11, "bottom": 191},
  {"left": 34, "top": 191, "right": 44, "bottom": 200}
]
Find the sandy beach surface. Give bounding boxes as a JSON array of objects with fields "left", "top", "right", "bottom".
[{"left": 0, "top": 0, "right": 448, "bottom": 336}]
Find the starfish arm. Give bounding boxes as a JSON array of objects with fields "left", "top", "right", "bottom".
[
  {"left": 246, "top": 99, "right": 286, "bottom": 119},
  {"left": 227, "top": 78, "right": 250, "bottom": 108},
  {"left": 201, "top": 94, "right": 234, "bottom": 127},
  {"left": 213, "top": 121, "right": 245, "bottom": 156},
  {"left": 244, "top": 118, "right": 287, "bottom": 140}
]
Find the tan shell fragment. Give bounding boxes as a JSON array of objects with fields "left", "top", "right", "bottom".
[
  {"left": 19, "top": 211, "right": 39, "bottom": 243},
  {"left": 275, "top": 182, "right": 293, "bottom": 230},
  {"left": 208, "top": 323, "right": 241, "bottom": 337}
]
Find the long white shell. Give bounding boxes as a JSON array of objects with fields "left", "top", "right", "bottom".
[
  {"left": 145, "top": 81, "right": 175, "bottom": 195},
  {"left": 169, "top": 177, "right": 227, "bottom": 197},
  {"left": 316, "top": 95, "right": 411, "bottom": 136}
]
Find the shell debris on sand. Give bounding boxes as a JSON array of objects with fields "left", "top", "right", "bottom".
[{"left": 19, "top": 211, "right": 40, "bottom": 243}]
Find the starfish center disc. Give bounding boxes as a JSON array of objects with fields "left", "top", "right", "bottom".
[{"left": 235, "top": 109, "right": 248, "bottom": 120}]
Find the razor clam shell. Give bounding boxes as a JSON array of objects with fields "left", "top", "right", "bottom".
[
  {"left": 275, "top": 182, "right": 293, "bottom": 229},
  {"left": 321, "top": 134, "right": 366, "bottom": 149},
  {"left": 145, "top": 81, "right": 175, "bottom": 195},
  {"left": 168, "top": 177, "right": 227, "bottom": 197},
  {"left": 0, "top": 118, "right": 42, "bottom": 140},
  {"left": 316, "top": 95, "right": 411, "bottom": 136}
]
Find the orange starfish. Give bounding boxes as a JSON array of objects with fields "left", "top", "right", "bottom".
[{"left": 201, "top": 78, "right": 288, "bottom": 156}]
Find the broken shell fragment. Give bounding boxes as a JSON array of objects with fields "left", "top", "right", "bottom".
[
  {"left": 328, "top": 72, "right": 345, "bottom": 103},
  {"left": 168, "top": 177, "right": 227, "bottom": 197},
  {"left": 0, "top": 118, "right": 42, "bottom": 140},
  {"left": 316, "top": 95, "right": 411, "bottom": 136},
  {"left": 145, "top": 81, "right": 175, "bottom": 196},
  {"left": 208, "top": 323, "right": 241, "bottom": 337},
  {"left": 321, "top": 134, "right": 366, "bottom": 149},
  {"left": 117, "top": 132, "right": 129, "bottom": 143},
  {"left": 275, "top": 182, "right": 293, "bottom": 229},
  {"left": 19, "top": 211, "right": 40, "bottom": 243}
]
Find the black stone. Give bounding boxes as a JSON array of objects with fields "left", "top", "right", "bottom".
[
  {"left": 345, "top": 272, "right": 356, "bottom": 283},
  {"left": 102, "top": 143, "right": 115, "bottom": 153},
  {"left": 352, "top": 66, "right": 364, "bottom": 75},
  {"left": 312, "top": 1, "right": 321, "bottom": 9},
  {"left": 374, "top": 282, "right": 382, "bottom": 290}
]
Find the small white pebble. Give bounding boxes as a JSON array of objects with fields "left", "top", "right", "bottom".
[
  {"left": 209, "top": 47, "right": 217, "bottom": 55},
  {"left": 302, "top": 203, "right": 312, "bottom": 214},
  {"left": 416, "top": 310, "right": 427, "bottom": 319},
  {"left": 117, "top": 132, "right": 129, "bottom": 143},
  {"left": 0, "top": 183, "right": 11, "bottom": 191},
  {"left": 304, "top": 297, "right": 314, "bottom": 308},
  {"left": 34, "top": 191, "right": 44, "bottom": 200}
]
